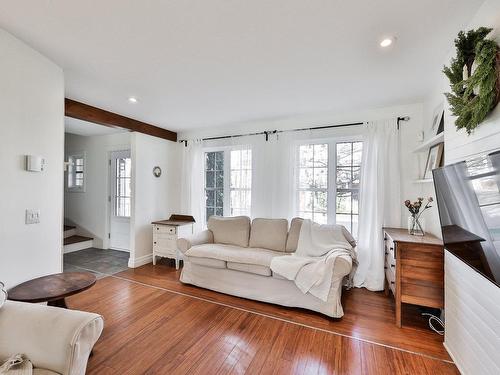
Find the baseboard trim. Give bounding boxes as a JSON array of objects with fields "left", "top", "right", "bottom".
[{"left": 128, "top": 254, "right": 152, "bottom": 268}]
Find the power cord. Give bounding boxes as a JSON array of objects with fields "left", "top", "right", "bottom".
[{"left": 422, "top": 312, "right": 444, "bottom": 335}]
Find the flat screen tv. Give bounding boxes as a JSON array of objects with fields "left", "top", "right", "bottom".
[{"left": 433, "top": 150, "right": 500, "bottom": 287}]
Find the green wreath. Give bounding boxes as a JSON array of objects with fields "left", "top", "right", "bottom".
[{"left": 443, "top": 27, "right": 500, "bottom": 134}]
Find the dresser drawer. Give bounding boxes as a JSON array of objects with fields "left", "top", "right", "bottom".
[
  {"left": 385, "top": 266, "right": 396, "bottom": 294},
  {"left": 154, "top": 225, "right": 177, "bottom": 235},
  {"left": 385, "top": 237, "right": 396, "bottom": 258}
]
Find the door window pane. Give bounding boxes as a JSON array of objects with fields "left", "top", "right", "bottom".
[{"left": 114, "top": 157, "right": 131, "bottom": 217}]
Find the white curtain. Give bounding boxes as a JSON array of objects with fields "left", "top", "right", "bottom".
[
  {"left": 251, "top": 132, "right": 297, "bottom": 219},
  {"left": 354, "top": 119, "right": 401, "bottom": 291},
  {"left": 180, "top": 140, "right": 205, "bottom": 232}
]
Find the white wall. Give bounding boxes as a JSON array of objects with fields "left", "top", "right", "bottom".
[
  {"left": 423, "top": 2, "right": 500, "bottom": 374},
  {"left": 64, "top": 132, "right": 131, "bottom": 248},
  {"left": 179, "top": 102, "right": 431, "bottom": 232},
  {"left": 0, "top": 29, "right": 64, "bottom": 288},
  {"left": 129, "top": 132, "right": 181, "bottom": 267}
]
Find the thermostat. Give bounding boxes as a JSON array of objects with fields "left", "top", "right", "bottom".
[{"left": 25, "top": 155, "right": 45, "bottom": 172}]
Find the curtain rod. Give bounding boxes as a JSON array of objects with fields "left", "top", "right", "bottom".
[{"left": 179, "top": 116, "right": 410, "bottom": 146}]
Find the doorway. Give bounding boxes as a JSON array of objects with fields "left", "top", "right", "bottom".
[{"left": 109, "top": 150, "right": 132, "bottom": 251}]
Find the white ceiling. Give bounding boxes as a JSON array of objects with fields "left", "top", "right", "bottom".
[
  {"left": 0, "top": 0, "right": 485, "bottom": 132},
  {"left": 65, "top": 117, "right": 128, "bottom": 136}
]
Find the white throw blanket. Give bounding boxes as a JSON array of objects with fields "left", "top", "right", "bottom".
[
  {"left": 270, "top": 220, "right": 357, "bottom": 301},
  {"left": 0, "top": 354, "right": 32, "bottom": 375}
]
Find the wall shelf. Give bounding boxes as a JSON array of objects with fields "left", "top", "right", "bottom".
[
  {"left": 413, "top": 178, "right": 434, "bottom": 184},
  {"left": 413, "top": 133, "right": 444, "bottom": 153}
]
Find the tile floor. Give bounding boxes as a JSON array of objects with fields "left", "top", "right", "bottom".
[{"left": 64, "top": 248, "right": 129, "bottom": 279}]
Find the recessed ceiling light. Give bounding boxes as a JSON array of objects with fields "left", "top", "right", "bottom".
[
  {"left": 128, "top": 97, "right": 138, "bottom": 103},
  {"left": 380, "top": 38, "right": 394, "bottom": 48}
]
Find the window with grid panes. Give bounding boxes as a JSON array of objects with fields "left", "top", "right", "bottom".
[
  {"left": 297, "top": 144, "right": 329, "bottom": 224},
  {"left": 205, "top": 151, "right": 225, "bottom": 221},
  {"left": 67, "top": 153, "right": 86, "bottom": 192},
  {"left": 335, "top": 142, "right": 362, "bottom": 235},
  {"left": 204, "top": 148, "right": 252, "bottom": 222},
  {"left": 296, "top": 141, "right": 362, "bottom": 235},
  {"left": 229, "top": 149, "right": 252, "bottom": 216}
]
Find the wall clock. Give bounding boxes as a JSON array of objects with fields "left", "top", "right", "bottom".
[{"left": 153, "top": 166, "right": 162, "bottom": 178}]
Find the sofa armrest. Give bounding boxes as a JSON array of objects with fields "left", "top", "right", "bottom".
[
  {"left": 0, "top": 301, "right": 103, "bottom": 375},
  {"left": 177, "top": 230, "right": 214, "bottom": 254}
]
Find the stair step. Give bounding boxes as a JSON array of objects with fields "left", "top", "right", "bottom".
[
  {"left": 64, "top": 225, "right": 76, "bottom": 231},
  {"left": 64, "top": 235, "right": 93, "bottom": 245},
  {"left": 63, "top": 235, "right": 93, "bottom": 254}
]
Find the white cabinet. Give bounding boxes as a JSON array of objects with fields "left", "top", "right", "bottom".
[{"left": 152, "top": 216, "right": 194, "bottom": 269}]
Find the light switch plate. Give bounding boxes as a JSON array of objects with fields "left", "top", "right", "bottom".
[{"left": 25, "top": 209, "right": 40, "bottom": 224}]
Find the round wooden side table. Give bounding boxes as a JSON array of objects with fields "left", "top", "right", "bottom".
[{"left": 7, "top": 272, "right": 96, "bottom": 308}]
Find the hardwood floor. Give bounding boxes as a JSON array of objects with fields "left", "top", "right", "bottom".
[
  {"left": 115, "top": 260, "right": 450, "bottom": 361},
  {"left": 66, "top": 261, "right": 458, "bottom": 374}
]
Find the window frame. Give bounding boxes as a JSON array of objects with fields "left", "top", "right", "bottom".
[
  {"left": 203, "top": 145, "right": 253, "bottom": 222},
  {"left": 66, "top": 152, "right": 86, "bottom": 193},
  {"left": 294, "top": 136, "right": 363, "bottom": 234}
]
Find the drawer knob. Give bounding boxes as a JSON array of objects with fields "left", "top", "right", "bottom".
[
  {"left": 390, "top": 247, "right": 394, "bottom": 251},
  {"left": 384, "top": 266, "right": 387, "bottom": 270},
  {"left": 154, "top": 241, "right": 157, "bottom": 244},
  {"left": 390, "top": 264, "right": 395, "bottom": 268},
  {"left": 390, "top": 281, "right": 395, "bottom": 285},
  {"left": 385, "top": 251, "right": 388, "bottom": 255}
]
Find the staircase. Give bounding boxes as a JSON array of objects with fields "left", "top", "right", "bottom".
[{"left": 63, "top": 225, "right": 93, "bottom": 253}]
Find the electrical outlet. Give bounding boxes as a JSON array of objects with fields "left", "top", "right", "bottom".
[{"left": 25, "top": 209, "right": 40, "bottom": 224}]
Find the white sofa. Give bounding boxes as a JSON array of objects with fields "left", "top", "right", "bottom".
[
  {"left": 178, "top": 216, "right": 356, "bottom": 318},
  {"left": 0, "top": 300, "right": 103, "bottom": 375}
]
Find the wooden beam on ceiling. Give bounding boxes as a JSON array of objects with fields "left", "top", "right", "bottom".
[{"left": 65, "top": 98, "right": 177, "bottom": 142}]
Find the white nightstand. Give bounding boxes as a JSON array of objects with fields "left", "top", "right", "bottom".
[{"left": 152, "top": 215, "right": 195, "bottom": 269}]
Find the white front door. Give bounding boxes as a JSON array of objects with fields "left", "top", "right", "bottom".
[{"left": 109, "top": 150, "right": 131, "bottom": 251}]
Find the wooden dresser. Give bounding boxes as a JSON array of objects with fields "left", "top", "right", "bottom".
[{"left": 383, "top": 228, "right": 444, "bottom": 327}]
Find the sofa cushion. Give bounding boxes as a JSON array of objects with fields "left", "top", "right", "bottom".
[
  {"left": 186, "top": 243, "right": 285, "bottom": 268},
  {"left": 227, "top": 262, "right": 272, "bottom": 277},
  {"left": 208, "top": 216, "right": 250, "bottom": 247},
  {"left": 189, "top": 256, "right": 226, "bottom": 269},
  {"left": 286, "top": 217, "right": 303, "bottom": 252},
  {"left": 249, "top": 218, "right": 288, "bottom": 252}
]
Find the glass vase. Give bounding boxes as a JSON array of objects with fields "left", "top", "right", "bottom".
[{"left": 408, "top": 215, "right": 425, "bottom": 236}]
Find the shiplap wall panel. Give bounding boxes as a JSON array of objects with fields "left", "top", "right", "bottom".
[{"left": 444, "top": 252, "right": 500, "bottom": 375}]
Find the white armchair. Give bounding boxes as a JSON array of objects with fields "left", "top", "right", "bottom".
[{"left": 0, "top": 301, "right": 103, "bottom": 375}]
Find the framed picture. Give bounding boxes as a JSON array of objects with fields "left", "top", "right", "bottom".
[
  {"left": 424, "top": 143, "right": 444, "bottom": 179},
  {"left": 431, "top": 103, "right": 444, "bottom": 136}
]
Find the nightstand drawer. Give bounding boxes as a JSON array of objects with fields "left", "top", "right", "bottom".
[
  {"left": 154, "top": 225, "right": 176, "bottom": 235},
  {"left": 153, "top": 233, "right": 177, "bottom": 241}
]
